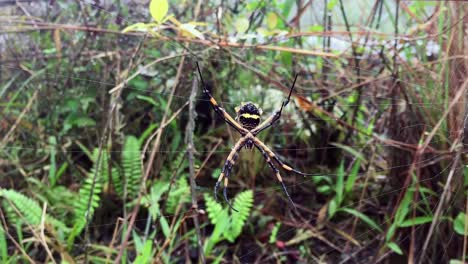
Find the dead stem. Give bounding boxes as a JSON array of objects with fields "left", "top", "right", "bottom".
[{"left": 185, "top": 77, "right": 206, "bottom": 264}]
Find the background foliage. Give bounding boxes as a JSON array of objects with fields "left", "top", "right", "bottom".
[{"left": 0, "top": 0, "right": 467, "bottom": 263}]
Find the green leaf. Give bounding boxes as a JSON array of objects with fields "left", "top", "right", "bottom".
[
  {"left": 266, "top": 12, "right": 278, "bottom": 29},
  {"left": 449, "top": 260, "right": 465, "bottom": 264},
  {"left": 149, "top": 0, "right": 169, "bottom": 23},
  {"left": 345, "top": 160, "right": 360, "bottom": 194},
  {"left": 204, "top": 209, "right": 229, "bottom": 255},
  {"left": 211, "top": 168, "right": 221, "bottom": 179},
  {"left": 399, "top": 216, "right": 434, "bottom": 227},
  {"left": 338, "top": 208, "right": 382, "bottom": 232},
  {"left": 204, "top": 193, "right": 224, "bottom": 224},
  {"left": 335, "top": 160, "right": 345, "bottom": 204},
  {"left": 327, "top": 0, "right": 338, "bottom": 10},
  {"left": 226, "top": 190, "right": 254, "bottom": 242},
  {"left": 280, "top": 52, "right": 292, "bottom": 68},
  {"left": 235, "top": 18, "right": 249, "bottom": 34},
  {"left": 48, "top": 136, "right": 57, "bottom": 186},
  {"left": 136, "top": 95, "right": 157, "bottom": 106},
  {"left": 386, "top": 223, "right": 397, "bottom": 242},
  {"left": 453, "top": 213, "right": 467, "bottom": 235},
  {"left": 159, "top": 216, "right": 170, "bottom": 238},
  {"left": 386, "top": 242, "right": 403, "bottom": 255},
  {"left": 317, "top": 185, "right": 331, "bottom": 194},
  {"left": 269, "top": 222, "right": 281, "bottom": 244},
  {"left": 395, "top": 189, "right": 413, "bottom": 224},
  {"left": 328, "top": 199, "right": 337, "bottom": 219},
  {"left": 122, "top": 22, "right": 149, "bottom": 33},
  {"left": 0, "top": 226, "right": 7, "bottom": 262},
  {"left": 122, "top": 136, "right": 143, "bottom": 199},
  {"left": 134, "top": 240, "right": 153, "bottom": 264}
]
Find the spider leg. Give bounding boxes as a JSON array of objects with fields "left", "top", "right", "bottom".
[
  {"left": 253, "top": 137, "right": 316, "bottom": 176},
  {"left": 196, "top": 62, "right": 248, "bottom": 135},
  {"left": 254, "top": 143, "right": 297, "bottom": 210},
  {"left": 214, "top": 137, "right": 246, "bottom": 211},
  {"left": 252, "top": 74, "right": 298, "bottom": 135}
]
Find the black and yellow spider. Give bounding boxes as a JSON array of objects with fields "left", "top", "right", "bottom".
[{"left": 196, "top": 62, "right": 311, "bottom": 211}]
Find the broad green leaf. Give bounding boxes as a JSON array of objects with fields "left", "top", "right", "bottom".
[
  {"left": 235, "top": 18, "right": 249, "bottom": 34},
  {"left": 149, "top": 0, "right": 168, "bottom": 23},
  {"left": 453, "top": 213, "right": 467, "bottom": 235},
  {"left": 339, "top": 208, "right": 382, "bottom": 232},
  {"left": 387, "top": 242, "right": 403, "bottom": 255},
  {"left": 399, "top": 216, "right": 434, "bottom": 227},
  {"left": 449, "top": 260, "right": 465, "bottom": 264},
  {"left": 266, "top": 12, "right": 278, "bottom": 29}
]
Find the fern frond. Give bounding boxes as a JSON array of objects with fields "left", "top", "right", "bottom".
[
  {"left": 0, "top": 189, "right": 68, "bottom": 231},
  {"left": 122, "top": 136, "right": 142, "bottom": 199},
  {"left": 172, "top": 151, "right": 188, "bottom": 174},
  {"left": 142, "top": 182, "right": 169, "bottom": 219},
  {"left": 166, "top": 177, "right": 189, "bottom": 214},
  {"left": 71, "top": 148, "right": 104, "bottom": 235},
  {"left": 111, "top": 167, "right": 123, "bottom": 197},
  {"left": 226, "top": 190, "right": 254, "bottom": 242},
  {"left": 203, "top": 193, "right": 224, "bottom": 225}
]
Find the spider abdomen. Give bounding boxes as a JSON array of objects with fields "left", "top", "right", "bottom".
[{"left": 236, "top": 102, "right": 262, "bottom": 130}]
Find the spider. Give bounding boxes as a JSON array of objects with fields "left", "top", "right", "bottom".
[{"left": 196, "top": 62, "right": 312, "bottom": 211}]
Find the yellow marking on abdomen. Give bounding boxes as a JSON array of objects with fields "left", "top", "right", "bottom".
[
  {"left": 210, "top": 98, "right": 218, "bottom": 106},
  {"left": 282, "top": 165, "right": 293, "bottom": 171},
  {"left": 240, "top": 113, "right": 260, "bottom": 119}
]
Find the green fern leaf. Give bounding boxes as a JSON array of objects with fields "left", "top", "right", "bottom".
[
  {"left": 71, "top": 149, "right": 105, "bottom": 237},
  {"left": 122, "top": 136, "right": 142, "bottom": 199},
  {"left": 111, "top": 167, "right": 123, "bottom": 197},
  {"left": 166, "top": 177, "right": 189, "bottom": 214},
  {"left": 0, "top": 189, "right": 68, "bottom": 231},
  {"left": 203, "top": 193, "right": 224, "bottom": 225},
  {"left": 225, "top": 190, "right": 254, "bottom": 242}
]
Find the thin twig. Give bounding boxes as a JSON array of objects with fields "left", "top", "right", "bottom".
[
  {"left": 419, "top": 79, "right": 468, "bottom": 259},
  {"left": 40, "top": 203, "right": 56, "bottom": 264},
  {"left": 185, "top": 77, "right": 206, "bottom": 264}
]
